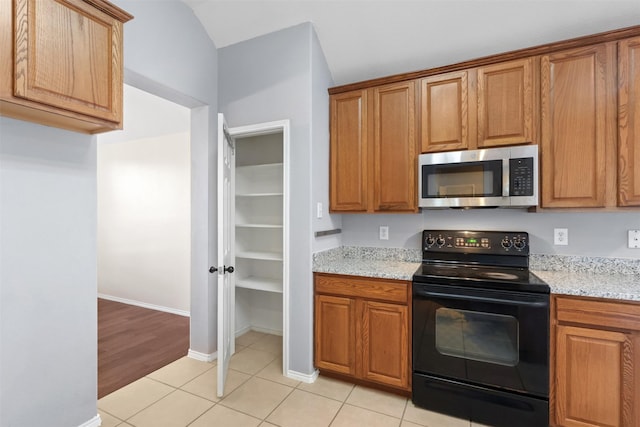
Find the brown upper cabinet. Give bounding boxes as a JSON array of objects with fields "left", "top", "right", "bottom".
[
  {"left": 0, "top": 0, "right": 133, "bottom": 134},
  {"left": 540, "top": 38, "right": 640, "bottom": 209},
  {"left": 540, "top": 43, "right": 617, "bottom": 208},
  {"left": 420, "top": 58, "right": 537, "bottom": 153},
  {"left": 330, "top": 89, "right": 369, "bottom": 212},
  {"left": 476, "top": 58, "right": 538, "bottom": 148},
  {"left": 330, "top": 81, "right": 418, "bottom": 213},
  {"left": 420, "top": 71, "right": 473, "bottom": 152},
  {"left": 618, "top": 36, "right": 640, "bottom": 206},
  {"left": 329, "top": 25, "right": 640, "bottom": 211}
]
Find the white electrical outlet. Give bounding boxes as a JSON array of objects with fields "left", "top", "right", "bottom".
[
  {"left": 379, "top": 226, "right": 389, "bottom": 240},
  {"left": 554, "top": 228, "right": 568, "bottom": 245},
  {"left": 629, "top": 230, "right": 640, "bottom": 249},
  {"left": 316, "top": 202, "right": 323, "bottom": 219}
]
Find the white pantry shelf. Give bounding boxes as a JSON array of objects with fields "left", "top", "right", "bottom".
[
  {"left": 236, "top": 276, "right": 282, "bottom": 294},
  {"left": 236, "top": 251, "right": 283, "bottom": 261}
]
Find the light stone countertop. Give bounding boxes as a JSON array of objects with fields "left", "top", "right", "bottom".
[
  {"left": 532, "top": 270, "right": 640, "bottom": 301},
  {"left": 313, "top": 247, "right": 640, "bottom": 302},
  {"left": 530, "top": 254, "right": 640, "bottom": 301},
  {"left": 313, "top": 246, "right": 420, "bottom": 281}
]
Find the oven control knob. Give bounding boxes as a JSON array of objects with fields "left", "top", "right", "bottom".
[
  {"left": 426, "top": 236, "right": 435, "bottom": 246},
  {"left": 514, "top": 238, "right": 526, "bottom": 250},
  {"left": 501, "top": 238, "right": 512, "bottom": 249},
  {"left": 436, "top": 237, "right": 445, "bottom": 246}
]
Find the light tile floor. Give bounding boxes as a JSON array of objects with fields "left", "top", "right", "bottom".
[{"left": 98, "top": 330, "right": 489, "bottom": 427}]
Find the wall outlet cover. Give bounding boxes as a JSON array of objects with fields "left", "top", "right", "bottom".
[
  {"left": 629, "top": 230, "right": 640, "bottom": 249},
  {"left": 379, "top": 225, "right": 389, "bottom": 240},
  {"left": 554, "top": 228, "right": 568, "bottom": 245}
]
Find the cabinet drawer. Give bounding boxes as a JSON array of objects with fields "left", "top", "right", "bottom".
[
  {"left": 554, "top": 295, "right": 640, "bottom": 331},
  {"left": 315, "top": 273, "right": 409, "bottom": 304}
]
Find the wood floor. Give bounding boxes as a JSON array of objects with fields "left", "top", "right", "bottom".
[{"left": 98, "top": 298, "right": 190, "bottom": 398}]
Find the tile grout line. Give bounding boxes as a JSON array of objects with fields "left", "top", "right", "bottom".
[
  {"left": 326, "top": 382, "right": 357, "bottom": 426},
  {"left": 98, "top": 377, "right": 179, "bottom": 423},
  {"left": 125, "top": 388, "right": 181, "bottom": 424},
  {"left": 340, "top": 386, "right": 408, "bottom": 421},
  {"left": 257, "top": 383, "right": 297, "bottom": 425}
]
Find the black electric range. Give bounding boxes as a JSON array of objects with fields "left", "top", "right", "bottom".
[{"left": 412, "top": 230, "right": 550, "bottom": 427}]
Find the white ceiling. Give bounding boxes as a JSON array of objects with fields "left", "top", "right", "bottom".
[{"left": 183, "top": 1, "right": 640, "bottom": 87}]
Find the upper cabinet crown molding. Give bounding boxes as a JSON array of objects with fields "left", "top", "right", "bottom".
[
  {"left": 329, "top": 25, "right": 640, "bottom": 95},
  {"left": 0, "top": 0, "right": 133, "bottom": 134}
]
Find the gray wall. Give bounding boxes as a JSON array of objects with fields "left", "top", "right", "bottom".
[
  {"left": 112, "top": 0, "right": 219, "bottom": 355},
  {"left": 311, "top": 26, "right": 342, "bottom": 253},
  {"left": 219, "top": 23, "right": 334, "bottom": 375},
  {"left": 0, "top": 1, "right": 217, "bottom": 426},
  {"left": 342, "top": 209, "right": 640, "bottom": 258},
  {"left": 0, "top": 119, "right": 97, "bottom": 426}
]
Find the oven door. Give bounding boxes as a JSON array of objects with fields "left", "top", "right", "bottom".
[{"left": 412, "top": 281, "right": 549, "bottom": 397}]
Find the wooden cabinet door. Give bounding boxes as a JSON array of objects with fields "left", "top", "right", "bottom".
[
  {"left": 421, "top": 71, "right": 474, "bottom": 153},
  {"left": 314, "top": 294, "right": 357, "bottom": 376},
  {"left": 477, "top": 58, "right": 537, "bottom": 148},
  {"left": 541, "top": 43, "right": 616, "bottom": 208},
  {"left": 330, "top": 90, "right": 369, "bottom": 212},
  {"left": 13, "top": 0, "right": 124, "bottom": 122},
  {"left": 371, "top": 81, "right": 418, "bottom": 212},
  {"left": 618, "top": 36, "right": 640, "bottom": 206},
  {"left": 360, "top": 300, "right": 409, "bottom": 389},
  {"left": 555, "top": 325, "right": 628, "bottom": 427}
]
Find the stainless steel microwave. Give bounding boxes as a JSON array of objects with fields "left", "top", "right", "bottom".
[{"left": 418, "top": 145, "right": 539, "bottom": 208}]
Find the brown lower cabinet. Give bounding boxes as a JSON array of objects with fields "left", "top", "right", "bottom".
[
  {"left": 551, "top": 295, "right": 640, "bottom": 427},
  {"left": 314, "top": 273, "right": 411, "bottom": 393}
]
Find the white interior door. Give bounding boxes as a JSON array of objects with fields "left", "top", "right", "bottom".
[{"left": 217, "top": 113, "right": 235, "bottom": 397}]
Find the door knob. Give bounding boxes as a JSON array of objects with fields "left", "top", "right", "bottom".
[
  {"left": 224, "top": 265, "right": 235, "bottom": 273},
  {"left": 209, "top": 266, "right": 218, "bottom": 274}
]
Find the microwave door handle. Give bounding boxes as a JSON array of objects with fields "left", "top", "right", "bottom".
[{"left": 502, "top": 158, "right": 509, "bottom": 197}]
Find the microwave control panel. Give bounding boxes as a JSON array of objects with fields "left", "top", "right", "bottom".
[{"left": 509, "top": 157, "right": 534, "bottom": 196}]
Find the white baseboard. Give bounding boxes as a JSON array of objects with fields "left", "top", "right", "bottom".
[
  {"left": 287, "top": 368, "right": 318, "bottom": 384},
  {"left": 235, "top": 325, "right": 283, "bottom": 337},
  {"left": 98, "top": 294, "right": 190, "bottom": 317},
  {"left": 234, "top": 325, "right": 251, "bottom": 338},
  {"left": 188, "top": 349, "right": 217, "bottom": 362},
  {"left": 78, "top": 414, "right": 101, "bottom": 427}
]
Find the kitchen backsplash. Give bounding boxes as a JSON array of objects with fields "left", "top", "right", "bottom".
[{"left": 338, "top": 210, "right": 640, "bottom": 259}]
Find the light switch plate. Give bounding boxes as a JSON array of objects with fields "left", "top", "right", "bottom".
[
  {"left": 316, "top": 202, "right": 323, "bottom": 219},
  {"left": 629, "top": 230, "right": 640, "bottom": 249}
]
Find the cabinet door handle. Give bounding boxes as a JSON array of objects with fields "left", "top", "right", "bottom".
[
  {"left": 209, "top": 266, "right": 218, "bottom": 274},
  {"left": 224, "top": 265, "right": 235, "bottom": 273}
]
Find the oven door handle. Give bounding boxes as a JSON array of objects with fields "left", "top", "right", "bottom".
[{"left": 414, "top": 289, "right": 548, "bottom": 307}]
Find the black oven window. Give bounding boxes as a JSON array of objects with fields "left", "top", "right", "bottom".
[{"left": 435, "top": 308, "right": 519, "bottom": 366}]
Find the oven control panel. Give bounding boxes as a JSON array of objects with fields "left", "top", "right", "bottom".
[{"left": 423, "top": 230, "right": 529, "bottom": 254}]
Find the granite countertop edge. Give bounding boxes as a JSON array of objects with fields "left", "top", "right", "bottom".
[{"left": 313, "top": 246, "right": 640, "bottom": 302}]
